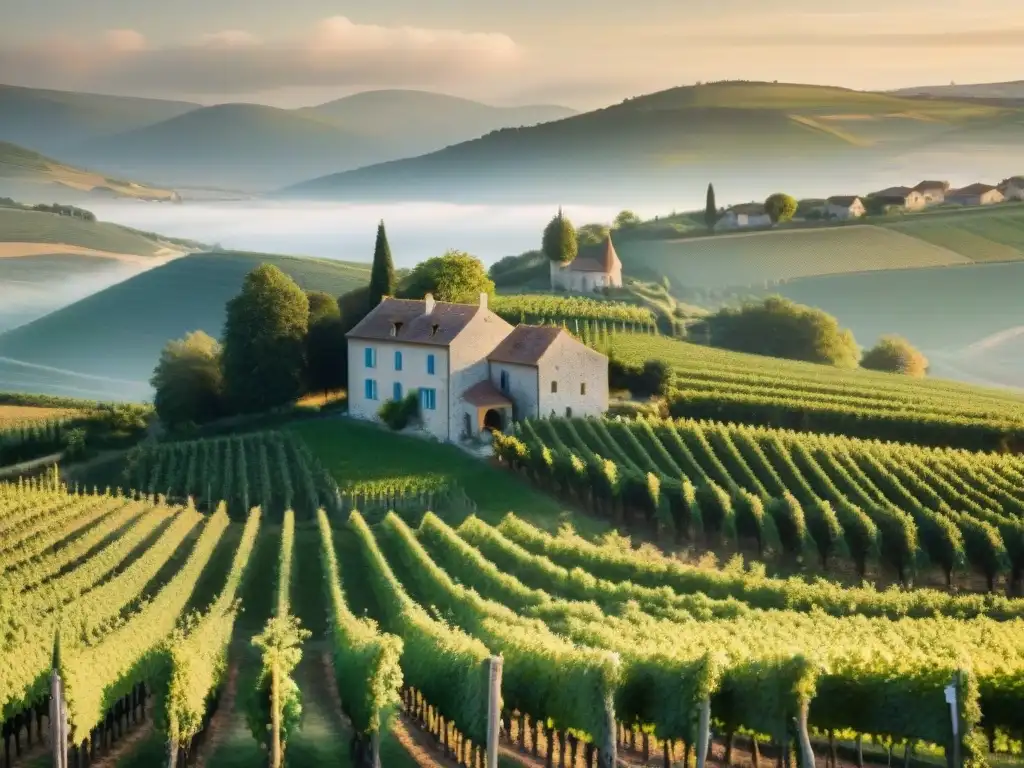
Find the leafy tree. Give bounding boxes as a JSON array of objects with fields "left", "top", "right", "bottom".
[
  {"left": 576, "top": 223, "right": 610, "bottom": 247},
  {"left": 221, "top": 265, "right": 309, "bottom": 414},
  {"left": 400, "top": 250, "right": 495, "bottom": 303},
  {"left": 705, "top": 183, "right": 718, "bottom": 231},
  {"left": 305, "top": 316, "right": 348, "bottom": 400},
  {"left": 306, "top": 290, "right": 339, "bottom": 325},
  {"left": 613, "top": 210, "right": 642, "bottom": 229},
  {"left": 764, "top": 193, "right": 798, "bottom": 224},
  {"left": 542, "top": 207, "right": 578, "bottom": 264},
  {"left": 708, "top": 296, "right": 859, "bottom": 368},
  {"left": 368, "top": 220, "right": 396, "bottom": 308},
  {"left": 861, "top": 336, "right": 929, "bottom": 377},
  {"left": 150, "top": 331, "right": 225, "bottom": 428}
]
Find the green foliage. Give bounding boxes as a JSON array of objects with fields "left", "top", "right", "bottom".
[
  {"left": 400, "top": 250, "right": 495, "bottom": 303},
  {"left": 542, "top": 208, "right": 578, "bottom": 264},
  {"left": 368, "top": 220, "right": 396, "bottom": 308},
  {"left": 222, "top": 265, "right": 310, "bottom": 414},
  {"left": 491, "top": 294, "right": 656, "bottom": 328},
  {"left": 306, "top": 291, "right": 340, "bottom": 325},
  {"left": 151, "top": 330, "right": 225, "bottom": 428},
  {"left": 305, "top": 315, "right": 348, "bottom": 398},
  {"left": 861, "top": 335, "right": 929, "bottom": 377},
  {"left": 705, "top": 183, "right": 717, "bottom": 231},
  {"left": 317, "top": 509, "right": 403, "bottom": 736},
  {"left": 577, "top": 223, "right": 611, "bottom": 246},
  {"left": 708, "top": 296, "right": 860, "bottom": 368},
  {"left": 378, "top": 393, "right": 420, "bottom": 431},
  {"left": 764, "top": 192, "right": 798, "bottom": 223},
  {"left": 613, "top": 210, "right": 642, "bottom": 229}
]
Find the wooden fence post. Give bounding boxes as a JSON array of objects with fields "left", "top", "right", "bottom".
[
  {"left": 696, "top": 698, "right": 711, "bottom": 768},
  {"left": 486, "top": 657, "right": 503, "bottom": 768}
]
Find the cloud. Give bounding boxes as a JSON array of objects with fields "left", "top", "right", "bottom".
[
  {"left": 0, "top": 16, "right": 522, "bottom": 95},
  {"left": 674, "top": 27, "right": 1024, "bottom": 48}
]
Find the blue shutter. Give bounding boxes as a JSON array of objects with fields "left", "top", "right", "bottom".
[
  {"left": 364, "top": 379, "right": 372, "bottom": 399},
  {"left": 395, "top": 350, "right": 403, "bottom": 371},
  {"left": 394, "top": 382, "right": 403, "bottom": 400},
  {"left": 364, "top": 347, "right": 375, "bottom": 368},
  {"left": 427, "top": 354, "right": 435, "bottom": 375}
]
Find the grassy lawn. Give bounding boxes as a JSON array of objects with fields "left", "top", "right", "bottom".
[{"left": 293, "top": 418, "right": 608, "bottom": 536}]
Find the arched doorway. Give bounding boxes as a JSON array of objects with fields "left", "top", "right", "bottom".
[{"left": 483, "top": 409, "right": 503, "bottom": 432}]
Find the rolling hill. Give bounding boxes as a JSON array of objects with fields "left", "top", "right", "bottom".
[
  {"left": 0, "top": 140, "right": 178, "bottom": 202},
  {"left": 0, "top": 251, "right": 371, "bottom": 400},
  {"left": 0, "top": 84, "right": 199, "bottom": 155},
  {"left": 58, "top": 89, "right": 576, "bottom": 191},
  {"left": 891, "top": 81, "right": 1024, "bottom": 101},
  {"left": 279, "top": 81, "right": 1024, "bottom": 204}
]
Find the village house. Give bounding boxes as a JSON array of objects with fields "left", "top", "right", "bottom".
[
  {"left": 715, "top": 203, "right": 773, "bottom": 231},
  {"left": 1000, "top": 177, "right": 1024, "bottom": 201},
  {"left": 947, "top": 183, "right": 1005, "bottom": 206},
  {"left": 550, "top": 235, "right": 623, "bottom": 293},
  {"left": 868, "top": 187, "right": 927, "bottom": 212},
  {"left": 346, "top": 293, "right": 609, "bottom": 443},
  {"left": 824, "top": 196, "right": 865, "bottom": 220},
  {"left": 912, "top": 180, "right": 950, "bottom": 205}
]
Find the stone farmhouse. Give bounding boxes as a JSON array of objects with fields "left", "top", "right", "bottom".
[
  {"left": 868, "top": 187, "right": 928, "bottom": 211},
  {"left": 715, "top": 203, "right": 773, "bottom": 230},
  {"left": 947, "top": 183, "right": 1005, "bottom": 206},
  {"left": 550, "top": 235, "right": 623, "bottom": 293},
  {"left": 912, "top": 180, "right": 950, "bottom": 205},
  {"left": 824, "top": 196, "right": 865, "bottom": 220},
  {"left": 346, "top": 293, "right": 609, "bottom": 443}
]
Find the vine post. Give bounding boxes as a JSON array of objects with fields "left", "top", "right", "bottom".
[
  {"left": 796, "top": 702, "right": 815, "bottom": 768},
  {"left": 49, "top": 631, "right": 67, "bottom": 768},
  {"left": 944, "top": 671, "right": 961, "bottom": 768},
  {"left": 486, "top": 656, "right": 503, "bottom": 768},
  {"left": 696, "top": 698, "right": 711, "bottom": 768}
]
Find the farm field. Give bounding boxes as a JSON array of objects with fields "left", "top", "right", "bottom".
[
  {"left": 879, "top": 205, "right": 1024, "bottom": 262},
  {"left": 0, "top": 404, "right": 80, "bottom": 425},
  {"left": 491, "top": 294, "right": 657, "bottom": 330},
  {"left": 7, "top": 455, "right": 1024, "bottom": 768},
  {"left": 0, "top": 208, "right": 179, "bottom": 258},
  {"left": 511, "top": 415, "right": 1024, "bottom": 589},
  {"left": 616, "top": 225, "right": 972, "bottom": 289},
  {"left": 0, "top": 251, "right": 372, "bottom": 400},
  {"left": 607, "top": 335, "right": 1024, "bottom": 448}
]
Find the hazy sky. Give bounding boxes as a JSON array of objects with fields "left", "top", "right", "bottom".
[{"left": 3, "top": 0, "right": 1024, "bottom": 108}]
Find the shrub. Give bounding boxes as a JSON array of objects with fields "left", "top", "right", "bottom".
[
  {"left": 861, "top": 336, "right": 929, "bottom": 377},
  {"left": 378, "top": 393, "right": 420, "bottom": 431}
]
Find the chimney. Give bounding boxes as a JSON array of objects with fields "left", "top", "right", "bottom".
[
  {"left": 424, "top": 293, "right": 435, "bottom": 315},
  {"left": 479, "top": 292, "right": 488, "bottom": 310}
]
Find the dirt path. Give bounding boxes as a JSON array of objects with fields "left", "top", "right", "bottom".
[
  {"left": 191, "top": 663, "right": 240, "bottom": 768},
  {"left": 85, "top": 717, "right": 155, "bottom": 768}
]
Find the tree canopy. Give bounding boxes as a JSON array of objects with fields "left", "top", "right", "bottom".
[
  {"left": 705, "top": 183, "right": 718, "bottom": 231},
  {"left": 306, "top": 290, "right": 340, "bottom": 325},
  {"left": 221, "top": 264, "right": 309, "bottom": 414},
  {"left": 542, "top": 208, "right": 578, "bottom": 264},
  {"left": 613, "top": 210, "right": 642, "bottom": 229},
  {"left": 577, "top": 223, "right": 610, "bottom": 246},
  {"left": 764, "top": 193, "right": 798, "bottom": 224},
  {"left": 368, "top": 220, "right": 396, "bottom": 308},
  {"left": 708, "top": 296, "right": 859, "bottom": 368},
  {"left": 400, "top": 250, "right": 495, "bottom": 303},
  {"left": 861, "top": 336, "right": 929, "bottom": 377},
  {"left": 150, "top": 331, "right": 225, "bottom": 428}
]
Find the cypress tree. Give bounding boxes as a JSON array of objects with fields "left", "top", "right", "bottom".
[
  {"left": 705, "top": 183, "right": 718, "bottom": 231},
  {"left": 369, "top": 220, "right": 396, "bottom": 308}
]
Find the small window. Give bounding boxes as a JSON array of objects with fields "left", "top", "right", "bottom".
[
  {"left": 394, "top": 350, "right": 403, "bottom": 371},
  {"left": 420, "top": 388, "right": 437, "bottom": 411},
  {"left": 566, "top": 407, "right": 572, "bottom": 417},
  {"left": 364, "top": 379, "right": 377, "bottom": 400},
  {"left": 393, "top": 382, "right": 403, "bottom": 401},
  {"left": 364, "top": 347, "right": 376, "bottom": 369},
  {"left": 430, "top": 324, "right": 440, "bottom": 337},
  {"left": 499, "top": 370, "right": 510, "bottom": 393},
  {"left": 390, "top": 321, "right": 403, "bottom": 337},
  {"left": 427, "top": 354, "right": 435, "bottom": 375},
  {"left": 580, "top": 383, "right": 586, "bottom": 395},
  {"left": 551, "top": 381, "right": 558, "bottom": 393}
]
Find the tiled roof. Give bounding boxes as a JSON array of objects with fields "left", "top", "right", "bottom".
[
  {"left": 827, "top": 196, "right": 861, "bottom": 206},
  {"left": 913, "top": 180, "right": 949, "bottom": 192},
  {"left": 950, "top": 183, "right": 999, "bottom": 196},
  {"left": 346, "top": 296, "right": 479, "bottom": 346},
  {"left": 729, "top": 203, "right": 766, "bottom": 215},
  {"left": 870, "top": 186, "right": 914, "bottom": 199},
  {"left": 567, "top": 236, "right": 622, "bottom": 273},
  {"left": 488, "top": 325, "right": 564, "bottom": 366},
  {"left": 461, "top": 380, "right": 513, "bottom": 408}
]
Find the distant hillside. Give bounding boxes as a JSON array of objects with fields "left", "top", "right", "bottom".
[
  {"left": 0, "top": 84, "right": 199, "bottom": 155},
  {"left": 891, "top": 81, "right": 1024, "bottom": 101},
  {"left": 58, "top": 89, "right": 576, "bottom": 191},
  {"left": 0, "top": 140, "right": 178, "bottom": 201},
  {"left": 304, "top": 89, "right": 575, "bottom": 151},
  {"left": 279, "top": 81, "right": 1024, "bottom": 204},
  {"left": 0, "top": 251, "right": 371, "bottom": 400}
]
